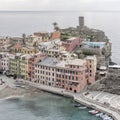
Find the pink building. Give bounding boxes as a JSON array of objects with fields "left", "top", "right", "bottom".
[
  {"left": 56, "top": 59, "right": 87, "bottom": 93},
  {"left": 86, "top": 56, "right": 97, "bottom": 84},
  {"left": 33, "top": 55, "right": 96, "bottom": 93},
  {"left": 28, "top": 52, "right": 47, "bottom": 81},
  {"left": 56, "top": 56, "right": 97, "bottom": 93},
  {"left": 62, "top": 37, "right": 81, "bottom": 52},
  {"left": 35, "top": 57, "right": 59, "bottom": 86}
]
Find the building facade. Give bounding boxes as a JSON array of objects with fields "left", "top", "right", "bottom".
[
  {"left": 56, "top": 59, "right": 87, "bottom": 93},
  {"left": 0, "top": 52, "right": 13, "bottom": 72},
  {"left": 28, "top": 52, "right": 47, "bottom": 81},
  {"left": 20, "top": 54, "right": 32, "bottom": 80},
  {"left": 9, "top": 53, "right": 21, "bottom": 76},
  {"left": 35, "top": 57, "right": 59, "bottom": 86}
]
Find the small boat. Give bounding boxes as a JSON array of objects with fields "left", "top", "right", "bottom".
[
  {"left": 74, "top": 104, "right": 81, "bottom": 107},
  {"left": 101, "top": 114, "right": 113, "bottom": 120},
  {"left": 88, "top": 110, "right": 99, "bottom": 115},
  {"left": 96, "top": 112, "right": 104, "bottom": 117},
  {"left": 78, "top": 106, "right": 87, "bottom": 110}
]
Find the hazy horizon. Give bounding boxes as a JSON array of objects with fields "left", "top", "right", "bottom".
[{"left": 0, "top": 0, "right": 120, "bottom": 11}]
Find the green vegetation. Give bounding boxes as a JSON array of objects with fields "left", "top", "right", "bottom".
[
  {"left": 52, "top": 22, "right": 60, "bottom": 31},
  {"left": 60, "top": 33, "right": 71, "bottom": 41}
]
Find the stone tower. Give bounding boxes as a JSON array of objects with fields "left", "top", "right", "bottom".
[{"left": 79, "top": 16, "right": 84, "bottom": 29}]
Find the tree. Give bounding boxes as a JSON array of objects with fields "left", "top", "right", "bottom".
[{"left": 52, "top": 22, "right": 59, "bottom": 31}]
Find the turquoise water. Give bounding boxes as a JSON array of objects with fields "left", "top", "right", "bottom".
[{"left": 0, "top": 92, "right": 101, "bottom": 120}]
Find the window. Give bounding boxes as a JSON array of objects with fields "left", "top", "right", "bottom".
[
  {"left": 70, "top": 88, "right": 72, "bottom": 91},
  {"left": 59, "top": 74, "right": 61, "bottom": 78}
]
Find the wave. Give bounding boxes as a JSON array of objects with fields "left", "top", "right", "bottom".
[{"left": 0, "top": 95, "right": 25, "bottom": 101}]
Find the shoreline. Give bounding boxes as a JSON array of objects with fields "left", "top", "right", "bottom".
[
  {"left": 0, "top": 95, "right": 25, "bottom": 101},
  {"left": 22, "top": 80, "right": 119, "bottom": 120},
  {"left": 0, "top": 76, "right": 119, "bottom": 120}
]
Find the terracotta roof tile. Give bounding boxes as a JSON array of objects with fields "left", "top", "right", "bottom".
[{"left": 51, "top": 31, "right": 61, "bottom": 40}]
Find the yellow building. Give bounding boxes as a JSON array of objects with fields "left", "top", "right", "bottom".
[
  {"left": 10, "top": 43, "right": 38, "bottom": 54},
  {"left": 9, "top": 53, "right": 21, "bottom": 76},
  {"left": 20, "top": 54, "right": 32, "bottom": 80},
  {"left": 21, "top": 47, "right": 36, "bottom": 54}
]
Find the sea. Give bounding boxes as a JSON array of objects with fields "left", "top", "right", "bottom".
[
  {"left": 0, "top": 92, "right": 101, "bottom": 120},
  {"left": 0, "top": 11, "right": 119, "bottom": 120}
]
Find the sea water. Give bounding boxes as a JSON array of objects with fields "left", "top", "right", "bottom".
[{"left": 0, "top": 92, "right": 101, "bottom": 120}]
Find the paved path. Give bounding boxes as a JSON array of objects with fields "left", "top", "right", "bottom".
[
  {"left": 20, "top": 80, "right": 120, "bottom": 120},
  {"left": 0, "top": 75, "right": 17, "bottom": 89},
  {"left": 0, "top": 84, "right": 7, "bottom": 91}
]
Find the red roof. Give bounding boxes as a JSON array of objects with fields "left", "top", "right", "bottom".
[{"left": 51, "top": 31, "right": 61, "bottom": 40}]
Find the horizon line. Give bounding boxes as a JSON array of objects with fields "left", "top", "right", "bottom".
[{"left": 0, "top": 10, "right": 120, "bottom": 12}]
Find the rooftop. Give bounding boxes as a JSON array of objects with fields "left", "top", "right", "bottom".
[
  {"left": 109, "top": 65, "right": 120, "bottom": 69},
  {"left": 86, "top": 56, "right": 96, "bottom": 60},
  {"left": 21, "top": 54, "right": 33, "bottom": 59},
  {"left": 37, "top": 57, "right": 59, "bottom": 67},
  {"left": 83, "top": 42, "right": 106, "bottom": 48},
  {"left": 56, "top": 59, "right": 85, "bottom": 67},
  {"left": 51, "top": 31, "right": 61, "bottom": 40},
  {"left": 67, "top": 37, "right": 78, "bottom": 41}
]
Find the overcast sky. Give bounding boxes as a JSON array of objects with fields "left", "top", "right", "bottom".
[{"left": 0, "top": 0, "right": 120, "bottom": 11}]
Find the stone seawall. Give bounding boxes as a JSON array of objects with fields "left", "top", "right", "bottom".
[{"left": 22, "top": 80, "right": 120, "bottom": 120}]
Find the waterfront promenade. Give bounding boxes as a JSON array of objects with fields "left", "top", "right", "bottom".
[
  {"left": 1, "top": 76, "right": 120, "bottom": 120},
  {"left": 19, "top": 80, "right": 120, "bottom": 120},
  {"left": 0, "top": 84, "right": 7, "bottom": 91}
]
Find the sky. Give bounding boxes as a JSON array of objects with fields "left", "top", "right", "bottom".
[{"left": 0, "top": 0, "right": 120, "bottom": 11}]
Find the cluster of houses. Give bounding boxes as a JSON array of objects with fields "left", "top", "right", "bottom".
[{"left": 0, "top": 30, "right": 111, "bottom": 93}]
